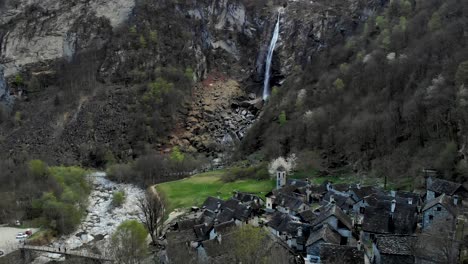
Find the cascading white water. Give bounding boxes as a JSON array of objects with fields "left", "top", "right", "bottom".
[{"left": 262, "top": 13, "right": 280, "bottom": 101}]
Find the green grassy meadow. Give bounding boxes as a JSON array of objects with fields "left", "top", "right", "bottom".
[{"left": 155, "top": 170, "right": 275, "bottom": 213}]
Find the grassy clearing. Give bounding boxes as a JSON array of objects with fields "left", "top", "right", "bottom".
[{"left": 155, "top": 170, "right": 275, "bottom": 213}]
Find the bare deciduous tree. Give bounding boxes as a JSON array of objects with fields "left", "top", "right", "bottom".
[{"left": 137, "top": 190, "right": 165, "bottom": 245}]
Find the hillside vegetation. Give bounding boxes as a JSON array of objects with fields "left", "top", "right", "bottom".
[{"left": 241, "top": 0, "right": 468, "bottom": 183}]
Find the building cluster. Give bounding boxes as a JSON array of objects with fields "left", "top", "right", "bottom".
[{"left": 166, "top": 168, "right": 467, "bottom": 264}]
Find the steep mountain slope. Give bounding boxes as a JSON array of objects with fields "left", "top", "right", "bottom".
[
  {"left": 0, "top": 0, "right": 380, "bottom": 165},
  {"left": 241, "top": 0, "right": 468, "bottom": 183}
]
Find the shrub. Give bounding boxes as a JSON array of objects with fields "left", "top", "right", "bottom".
[
  {"left": 14, "top": 74, "right": 23, "bottom": 86},
  {"left": 110, "top": 220, "right": 148, "bottom": 263},
  {"left": 170, "top": 146, "right": 184, "bottom": 162},
  {"left": 139, "top": 35, "right": 147, "bottom": 48},
  {"left": 28, "top": 159, "right": 49, "bottom": 180},
  {"left": 278, "top": 111, "right": 287, "bottom": 126},
  {"left": 222, "top": 163, "right": 269, "bottom": 182},
  {"left": 107, "top": 163, "right": 136, "bottom": 183},
  {"left": 334, "top": 78, "right": 345, "bottom": 90},
  {"left": 112, "top": 191, "right": 126, "bottom": 207},
  {"left": 428, "top": 11, "right": 441, "bottom": 31}
]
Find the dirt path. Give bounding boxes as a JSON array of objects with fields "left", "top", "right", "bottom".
[{"left": 0, "top": 227, "right": 39, "bottom": 255}]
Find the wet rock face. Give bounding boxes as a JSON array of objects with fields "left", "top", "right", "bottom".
[{"left": 0, "top": 66, "right": 13, "bottom": 108}]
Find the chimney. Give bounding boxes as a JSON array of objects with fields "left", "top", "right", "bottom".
[
  {"left": 390, "top": 190, "right": 396, "bottom": 197},
  {"left": 357, "top": 240, "right": 362, "bottom": 251},
  {"left": 330, "top": 195, "right": 336, "bottom": 204},
  {"left": 425, "top": 175, "right": 433, "bottom": 189},
  {"left": 391, "top": 199, "right": 396, "bottom": 213},
  {"left": 297, "top": 227, "right": 303, "bottom": 237},
  {"left": 408, "top": 198, "right": 413, "bottom": 205},
  {"left": 357, "top": 183, "right": 361, "bottom": 190},
  {"left": 217, "top": 201, "right": 221, "bottom": 209},
  {"left": 454, "top": 195, "right": 459, "bottom": 206},
  {"left": 326, "top": 182, "right": 333, "bottom": 191}
]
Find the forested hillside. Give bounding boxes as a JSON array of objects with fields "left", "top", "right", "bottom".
[{"left": 241, "top": 0, "right": 468, "bottom": 183}]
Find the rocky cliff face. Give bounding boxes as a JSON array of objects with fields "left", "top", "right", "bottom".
[
  {"left": 0, "top": 0, "right": 381, "bottom": 164},
  {"left": 0, "top": 0, "right": 134, "bottom": 76}
]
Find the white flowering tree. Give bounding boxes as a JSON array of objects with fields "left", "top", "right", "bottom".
[{"left": 268, "top": 154, "right": 297, "bottom": 176}]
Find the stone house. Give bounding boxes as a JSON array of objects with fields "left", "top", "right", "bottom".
[
  {"left": 373, "top": 235, "right": 417, "bottom": 264},
  {"left": 312, "top": 204, "right": 353, "bottom": 240},
  {"left": 362, "top": 198, "right": 418, "bottom": 241},
  {"left": 266, "top": 211, "right": 310, "bottom": 252},
  {"left": 318, "top": 244, "right": 365, "bottom": 264},
  {"left": 425, "top": 176, "right": 468, "bottom": 202},
  {"left": 421, "top": 193, "right": 458, "bottom": 230},
  {"left": 304, "top": 224, "right": 341, "bottom": 263}
]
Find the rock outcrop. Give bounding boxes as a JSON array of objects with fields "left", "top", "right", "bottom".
[
  {"left": 173, "top": 73, "right": 260, "bottom": 154},
  {"left": 0, "top": 0, "right": 133, "bottom": 76}
]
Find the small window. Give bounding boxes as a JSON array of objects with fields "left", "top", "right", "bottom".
[
  {"left": 370, "top": 233, "right": 375, "bottom": 240},
  {"left": 360, "top": 207, "right": 365, "bottom": 214},
  {"left": 429, "top": 215, "right": 434, "bottom": 221},
  {"left": 437, "top": 206, "right": 442, "bottom": 211}
]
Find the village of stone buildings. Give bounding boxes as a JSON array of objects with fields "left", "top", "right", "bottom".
[{"left": 164, "top": 168, "right": 468, "bottom": 264}]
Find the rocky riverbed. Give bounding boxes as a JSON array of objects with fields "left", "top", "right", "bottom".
[{"left": 32, "top": 172, "right": 145, "bottom": 263}]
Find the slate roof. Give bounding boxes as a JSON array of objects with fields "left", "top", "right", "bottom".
[
  {"left": 222, "top": 198, "right": 252, "bottom": 221},
  {"left": 213, "top": 220, "right": 236, "bottom": 234},
  {"left": 308, "top": 184, "right": 328, "bottom": 195},
  {"left": 193, "top": 222, "right": 213, "bottom": 241},
  {"left": 313, "top": 205, "right": 353, "bottom": 231},
  {"left": 306, "top": 224, "right": 341, "bottom": 246},
  {"left": 287, "top": 178, "right": 310, "bottom": 188},
  {"left": 376, "top": 235, "right": 417, "bottom": 256},
  {"left": 395, "top": 191, "right": 420, "bottom": 204},
  {"left": 321, "top": 190, "right": 355, "bottom": 211},
  {"left": 319, "top": 244, "right": 365, "bottom": 264},
  {"left": 365, "top": 194, "right": 411, "bottom": 207},
  {"left": 202, "top": 196, "right": 224, "bottom": 211},
  {"left": 215, "top": 208, "right": 235, "bottom": 223},
  {"left": 299, "top": 209, "right": 318, "bottom": 224},
  {"left": 349, "top": 185, "right": 382, "bottom": 201},
  {"left": 362, "top": 200, "right": 417, "bottom": 235},
  {"left": 166, "top": 229, "right": 197, "bottom": 243},
  {"left": 176, "top": 218, "right": 199, "bottom": 231},
  {"left": 428, "top": 177, "right": 464, "bottom": 196},
  {"left": 267, "top": 211, "right": 308, "bottom": 235},
  {"left": 233, "top": 192, "right": 263, "bottom": 204},
  {"left": 276, "top": 194, "right": 308, "bottom": 212},
  {"left": 422, "top": 193, "right": 458, "bottom": 216}
]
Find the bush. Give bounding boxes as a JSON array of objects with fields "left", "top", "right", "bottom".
[
  {"left": 110, "top": 220, "right": 148, "bottom": 263},
  {"left": 28, "top": 159, "right": 49, "bottom": 180},
  {"left": 222, "top": 163, "right": 269, "bottom": 182},
  {"left": 170, "top": 146, "right": 184, "bottom": 162},
  {"left": 107, "top": 163, "right": 137, "bottom": 183},
  {"left": 30, "top": 165, "right": 90, "bottom": 234},
  {"left": 278, "top": 111, "right": 287, "bottom": 126},
  {"left": 112, "top": 191, "right": 126, "bottom": 207}
]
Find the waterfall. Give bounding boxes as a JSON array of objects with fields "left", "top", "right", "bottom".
[{"left": 262, "top": 13, "right": 280, "bottom": 101}]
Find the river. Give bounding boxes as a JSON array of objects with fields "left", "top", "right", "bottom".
[{"left": 32, "top": 172, "right": 145, "bottom": 263}]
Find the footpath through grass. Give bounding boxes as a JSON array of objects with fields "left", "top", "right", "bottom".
[{"left": 155, "top": 170, "right": 275, "bottom": 214}]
